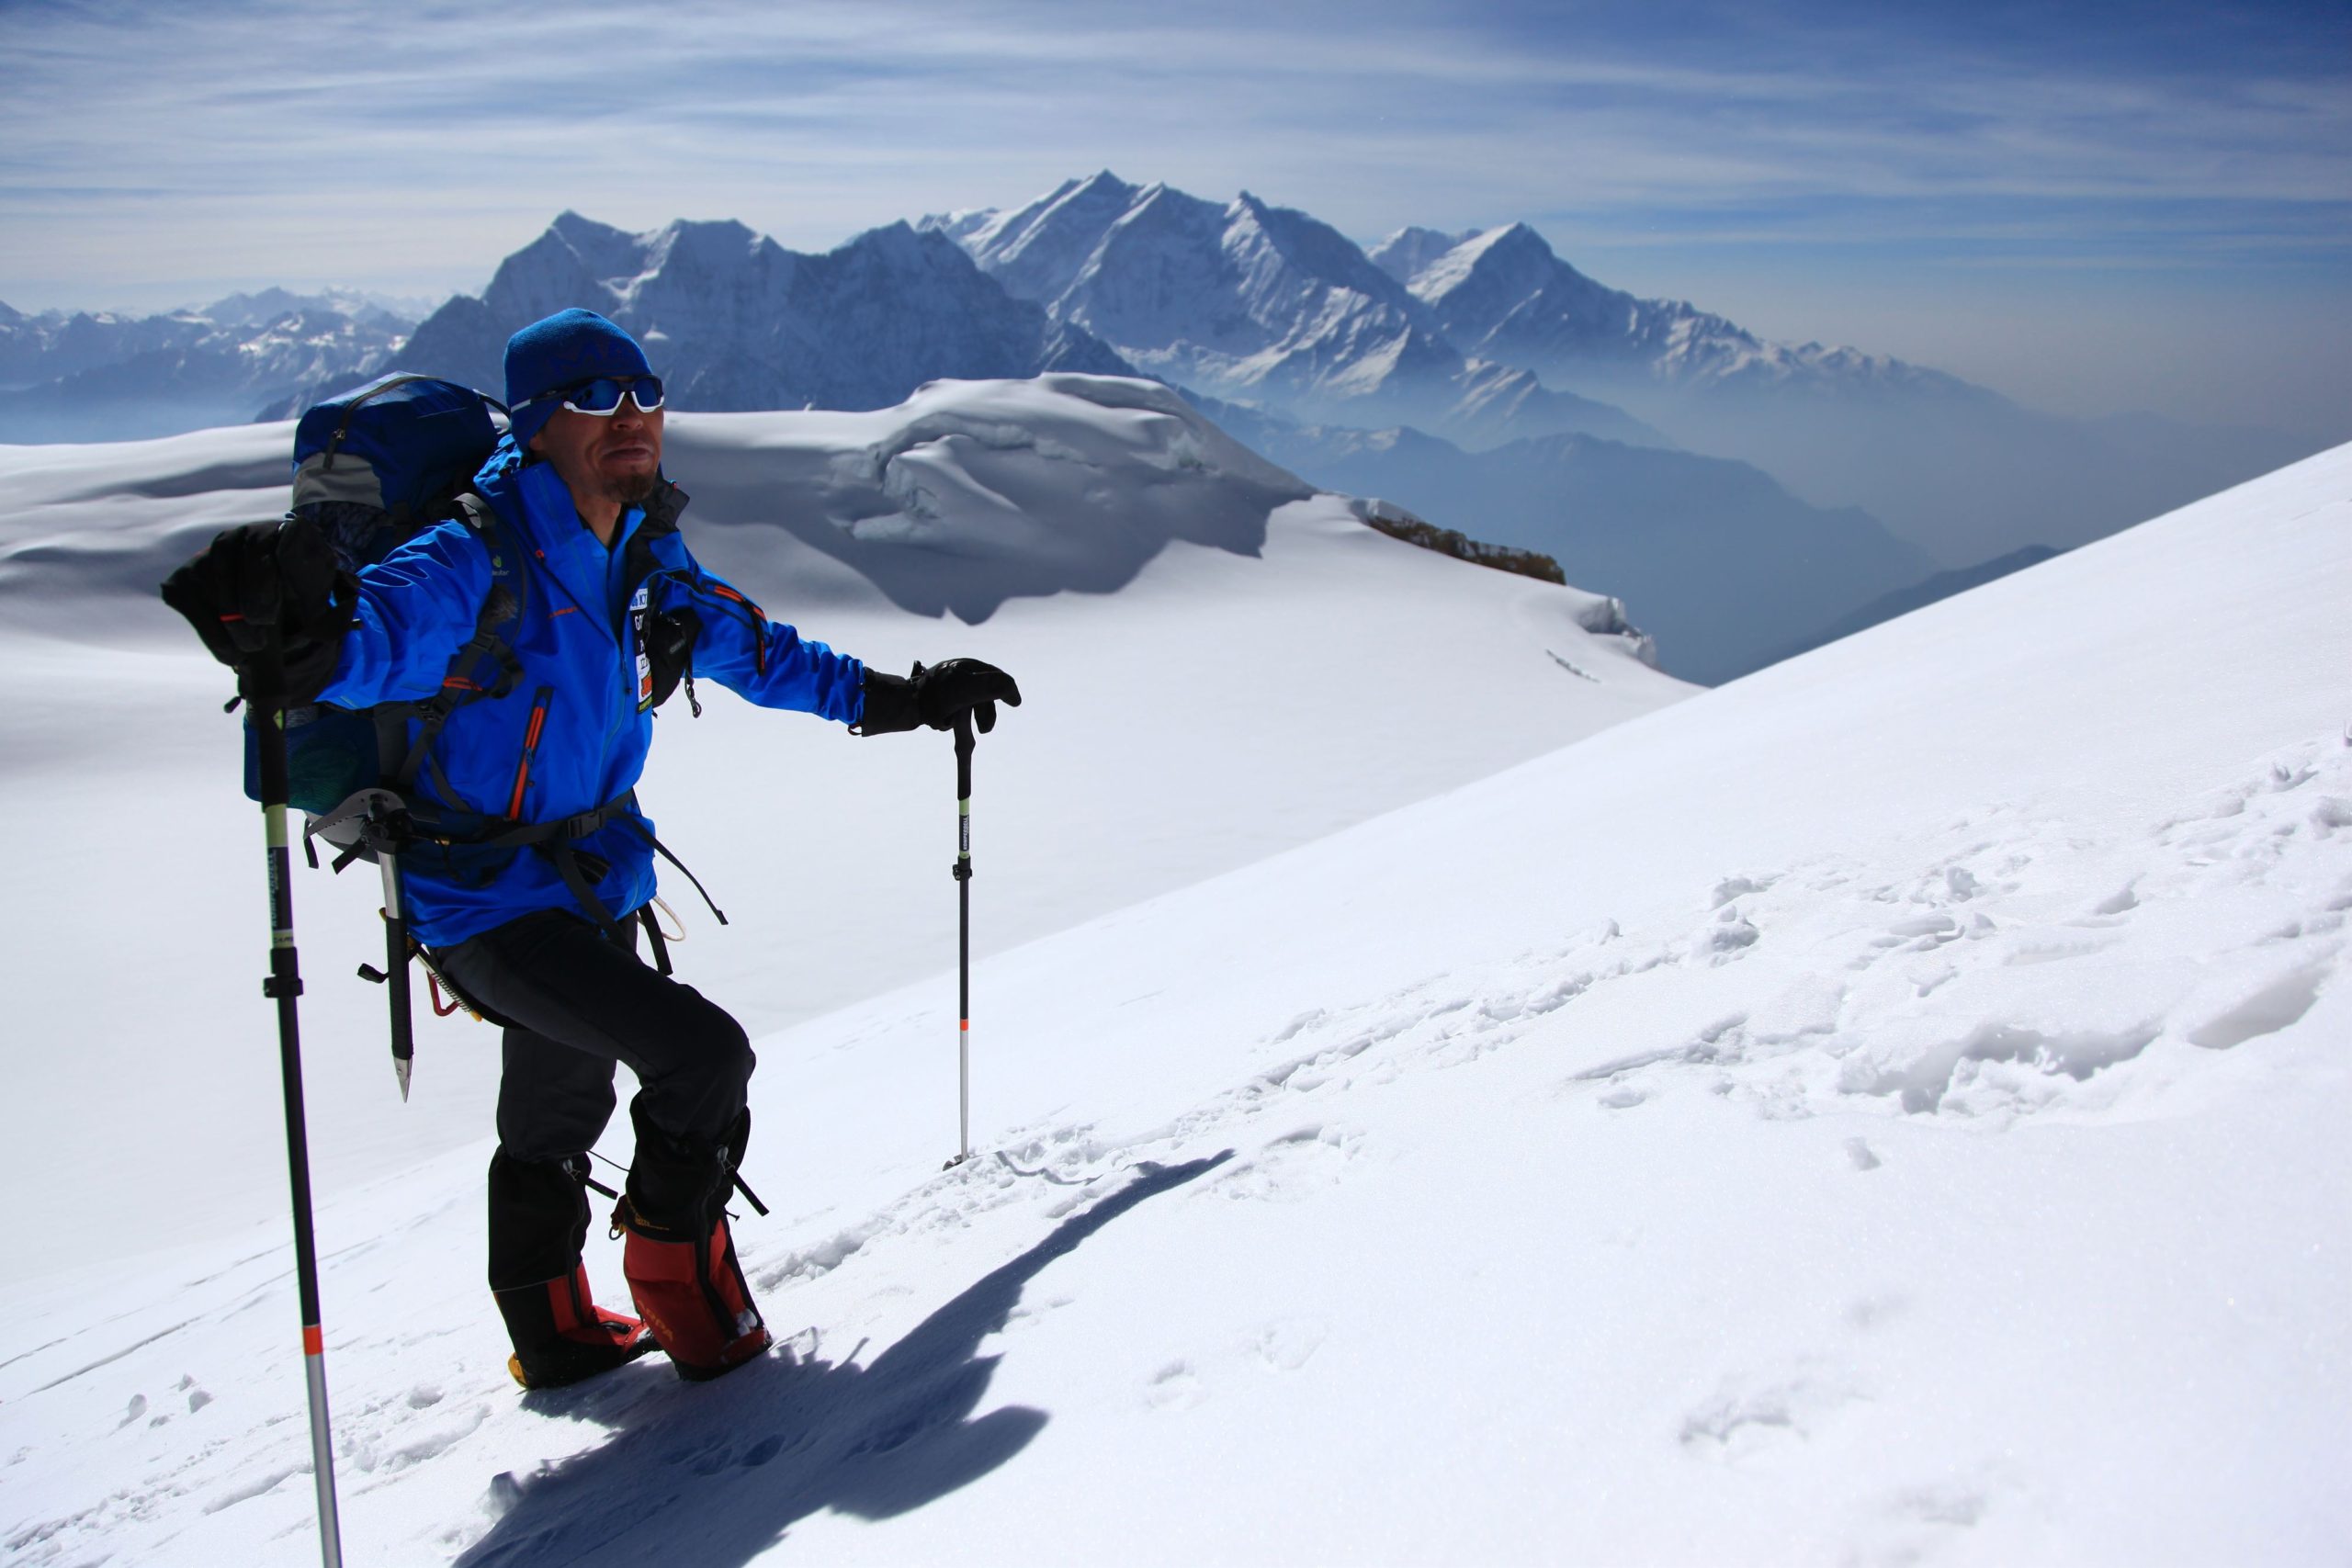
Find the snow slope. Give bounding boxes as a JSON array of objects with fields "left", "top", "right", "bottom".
[
  {"left": 0, "top": 375, "right": 1681, "bottom": 1274},
  {"left": 4, "top": 412, "right": 2346, "bottom": 1562}
]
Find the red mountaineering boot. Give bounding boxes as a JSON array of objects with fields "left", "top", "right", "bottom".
[
  {"left": 615, "top": 1198, "right": 770, "bottom": 1381},
  {"left": 494, "top": 1263, "right": 659, "bottom": 1390}
]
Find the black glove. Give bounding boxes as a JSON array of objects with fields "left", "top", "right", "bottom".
[
  {"left": 915, "top": 658, "right": 1021, "bottom": 734},
  {"left": 161, "top": 517, "right": 355, "bottom": 705},
  {"left": 853, "top": 659, "right": 1022, "bottom": 737}
]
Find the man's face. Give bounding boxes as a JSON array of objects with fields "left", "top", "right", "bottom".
[{"left": 528, "top": 388, "right": 663, "bottom": 514}]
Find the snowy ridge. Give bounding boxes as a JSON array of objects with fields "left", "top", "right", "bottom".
[
  {"left": 1393, "top": 221, "right": 1976, "bottom": 402},
  {"left": 664, "top": 374, "right": 1326, "bottom": 621},
  {"left": 926, "top": 173, "right": 1658, "bottom": 448},
  {"left": 374, "top": 213, "right": 1136, "bottom": 421},
  {"left": 0, "top": 424, "right": 2344, "bottom": 1560}
]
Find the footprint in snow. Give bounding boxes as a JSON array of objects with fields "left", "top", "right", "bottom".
[
  {"left": 1213, "top": 1125, "right": 1361, "bottom": 1203},
  {"left": 1694, "top": 905, "right": 1759, "bottom": 963},
  {"left": 1679, "top": 1363, "right": 1860, "bottom": 1462},
  {"left": 1838, "top": 1020, "right": 2159, "bottom": 1115},
  {"left": 1146, "top": 1360, "right": 1206, "bottom": 1412},
  {"left": 1251, "top": 1319, "right": 1329, "bottom": 1373},
  {"left": 1864, "top": 911, "right": 1961, "bottom": 955},
  {"left": 1711, "top": 874, "right": 1778, "bottom": 908},
  {"left": 2088, "top": 882, "right": 2141, "bottom": 917}
]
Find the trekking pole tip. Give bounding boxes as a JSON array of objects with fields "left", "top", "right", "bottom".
[{"left": 394, "top": 1057, "right": 412, "bottom": 1103}]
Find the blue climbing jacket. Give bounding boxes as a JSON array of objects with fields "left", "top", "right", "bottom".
[{"left": 320, "top": 434, "right": 866, "bottom": 947}]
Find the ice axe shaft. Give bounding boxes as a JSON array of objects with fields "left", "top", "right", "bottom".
[{"left": 374, "top": 830, "right": 413, "bottom": 1102}]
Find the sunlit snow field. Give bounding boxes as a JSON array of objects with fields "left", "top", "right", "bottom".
[{"left": 0, "top": 384, "right": 2345, "bottom": 1564}]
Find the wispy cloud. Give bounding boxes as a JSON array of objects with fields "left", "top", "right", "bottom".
[{"left": 0, "top": 0, "right": 2344, "bottom": 427}]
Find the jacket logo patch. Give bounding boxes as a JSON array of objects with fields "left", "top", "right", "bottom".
[{"left": 630, "top": 583, "right": 655, "bottom": 711}]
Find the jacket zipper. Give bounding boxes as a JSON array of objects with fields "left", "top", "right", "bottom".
[{"left": 504, "top": 685, "right": 555, "bottom": 820}]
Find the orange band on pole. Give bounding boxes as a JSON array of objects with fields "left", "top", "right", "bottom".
[{"left": 303, "top": 1324, "right": 324, "bottom": 1356}]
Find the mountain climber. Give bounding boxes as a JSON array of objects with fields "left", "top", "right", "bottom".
[{"left": 162, "top": 309, "right": 1020, "bottom": 1387}]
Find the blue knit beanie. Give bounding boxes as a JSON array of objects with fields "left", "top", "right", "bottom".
[{"left": 503, "top": 308, "right": 652, "bottom": 449}]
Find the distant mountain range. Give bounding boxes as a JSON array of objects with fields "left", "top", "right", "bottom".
[
  {"left": 1372, "top": 222, "right": 1984, "bottom": 402},
  {"left": 335, "top": 214, "right": 1134, "bottom": 421},
  {"left": 1363, "top": 214, "right": 2301, "bottom": 564},
  {"left": 1, "top": 175, "right": 2325, "bottom": 685},
  {"left": 930, "top": 175, "right": 2310, "bottom": 565},
  {"left": 922, "top": 175, "right": 1657, "bottom": 449},
  {"left": 0, "top": 290, "right": 411, "bottom": 442}
]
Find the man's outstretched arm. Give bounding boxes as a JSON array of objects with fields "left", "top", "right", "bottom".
[{"left": 659, "top": 567, "right": 1018, "bottom": 735}]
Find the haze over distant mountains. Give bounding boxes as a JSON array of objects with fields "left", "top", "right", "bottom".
[
  {"left": 931, "top": 174, "right": 2308, "bottom": 566},
  {"left": 0, "top": 291, "right": 412, "bottom": 442},
  {"left": 0, "top": 174, "right": 2322, "bottom": 682},
  {"left": 1362, "top": 212, "right": 2302, "bottom": 563}
]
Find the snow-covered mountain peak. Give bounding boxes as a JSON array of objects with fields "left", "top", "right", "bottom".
[
  {"left": 1408, "top": 220, "right": 1576, "bottom": 308},
  {"left": 644, "top": 215, "right": 764, "bottom": 260},
  {"left": 1366, "top": 225, "right": 1477, "bottom": 285},
  {"left": 383, "top": 211, "right": 1135, "bottom": 419},
  {"left": 944, "top": 171, "right": 1147, "bottom": 301},
  {"left": 537, "top": 209, "right": 650, "bottom": 285},
  {"left": 833, "top": 218, "right": 944, "bottom": 266},
  {"left": 939, "top": 175, "right": 1655, "bottom": 446},
  {"left": 199, "top": 287, "right": 414, "bottom": 332},
  {"left": 1226, "top": 193, "right": 1415, "bottom": 311},
  {"left": 1074, "top": 168, "right": 1138, "bottom": 200},
  {"left": 1396, "top": 218, "right": 1991, "bottom": 419}
]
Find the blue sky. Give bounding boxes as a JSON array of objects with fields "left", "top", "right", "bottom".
[{"left": 2, "top": 0, "right": 2345, "bottom": 434}]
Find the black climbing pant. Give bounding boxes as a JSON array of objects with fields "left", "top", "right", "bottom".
[{"left": 432, "top": 907, "right": 755, "bottom": 1291}]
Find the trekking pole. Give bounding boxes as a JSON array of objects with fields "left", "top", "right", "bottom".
[
  {"left": 249, "top": 651, "right": 346, "bottom": 1568},
  {"left": 945, "top": 710, "right": 976, "bottom": 1169}
]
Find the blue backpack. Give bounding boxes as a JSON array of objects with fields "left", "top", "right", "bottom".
[{"left": 248, "top": 373, "right": 531, "bottom": 822}]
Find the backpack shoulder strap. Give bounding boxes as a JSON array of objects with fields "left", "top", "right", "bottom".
[{"left": 376, "top": 491, "right": 534, "bottom": 795}]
